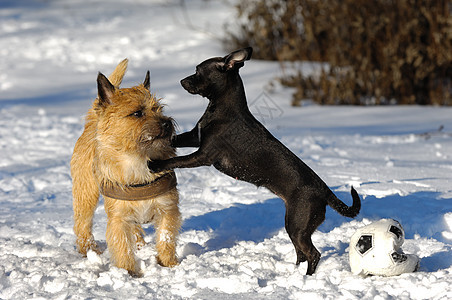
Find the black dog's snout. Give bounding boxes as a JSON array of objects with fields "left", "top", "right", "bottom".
[
  {"left": 180, "top": 76, "right": 197, "bottom": 95},
  {"left": 180, "top": 78, "right": 190, "bottom": 90}
]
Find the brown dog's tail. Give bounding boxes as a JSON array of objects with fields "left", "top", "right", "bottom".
[
  {"left": 327, "top": 186, "right": 361, "bottom": 218},
  {"left": 108, "top": 58, "right": 128, "bottom": 89}
]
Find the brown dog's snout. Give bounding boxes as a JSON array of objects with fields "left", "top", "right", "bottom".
[{"left": 160, "top": 118, "right": 174, "bottom": 137}]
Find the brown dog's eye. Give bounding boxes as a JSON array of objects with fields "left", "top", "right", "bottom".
[{"left": 130, "top": 110, "right": 144, "bottom": 118}]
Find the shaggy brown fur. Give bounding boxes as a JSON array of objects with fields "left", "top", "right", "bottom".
[{"left": 71, "top": 59, "right": 181, "bottom": 277}]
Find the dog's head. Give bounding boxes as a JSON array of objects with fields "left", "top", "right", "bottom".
[
  {"left": 180, "top": 47, "right": 253, "bottom": 98},
  {"left": 95, "top": 71, "right": 176, "bottom": 162}
]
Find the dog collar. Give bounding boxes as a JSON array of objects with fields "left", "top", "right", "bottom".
[{"left": 100, "top": 171, "right": 177, "bottom": 201}]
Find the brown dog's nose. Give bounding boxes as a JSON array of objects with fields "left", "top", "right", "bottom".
[
  {"left": 161, "top": 119, "right": 174, "bottom": 136},
  {"left": 162, "top": 119, "right": 172, "bottom": 129}
]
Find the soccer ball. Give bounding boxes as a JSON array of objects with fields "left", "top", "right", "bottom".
[{"left": 349, "top": 219, "right": 420, "bottom": 276}]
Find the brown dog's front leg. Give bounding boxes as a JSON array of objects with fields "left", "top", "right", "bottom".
[{"left": 148, "top": 151, "right": 210, "bottom": 173}]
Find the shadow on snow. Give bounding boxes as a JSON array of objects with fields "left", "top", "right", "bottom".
[{"left": 143, "top": 189, "right": 451, "bottom": 270}]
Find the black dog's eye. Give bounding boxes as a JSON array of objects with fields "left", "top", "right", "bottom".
[{"left": 130, "top": 110, "right": 144, "bottom": 118}]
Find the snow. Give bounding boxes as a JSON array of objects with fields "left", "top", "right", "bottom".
[{"left": 0, "top": 0, "right": 451, "bottom": 299}]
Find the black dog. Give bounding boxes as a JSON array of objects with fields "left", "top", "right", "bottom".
[{"left": 148, "top": 47, "right": 361, "bottom": 275}]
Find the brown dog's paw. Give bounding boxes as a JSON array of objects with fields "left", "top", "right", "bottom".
[
  {"left": 156, "top": 255, "right": 179, "bottom": 268},
  {"left": 128, "top": 269, "right": 144, "bottom": 278},
  {"left": 76, "top": 237, "right": 102, "bottom": 256}
]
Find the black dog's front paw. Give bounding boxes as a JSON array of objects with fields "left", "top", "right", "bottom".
[{"left": 147, "top": 160, "right": 168, "bottom": 173}]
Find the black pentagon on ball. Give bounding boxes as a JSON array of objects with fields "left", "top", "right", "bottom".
[
  {"left": 391, "top": 251, "right": 408, "bottom": 263},
  {"left": 356, "top": 235, "right": 373, "bottom": 255},
  {"left": 389, "top": 225, "right": 403, "bottom": 239}
]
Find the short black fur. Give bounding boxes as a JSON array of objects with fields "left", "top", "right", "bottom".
[{"left": 148, "top": 47, "right": 361, "bottom": 275}]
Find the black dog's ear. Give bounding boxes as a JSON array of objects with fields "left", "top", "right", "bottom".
[
  {"left": 97, "top": 72, "right": 116, "bottom": 107},
  {"left": 222, "top": 47, "right": 253, "bottom": 71},
  {"left": 143, "top": 70, "right": 151, "bottom": 90}
]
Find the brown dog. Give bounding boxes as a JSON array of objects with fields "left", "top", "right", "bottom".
[{"left": 71, "top": 59, "right": 181, "bottom": 277}]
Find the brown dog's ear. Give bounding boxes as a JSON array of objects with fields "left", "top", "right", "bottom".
[
  {"left": 143, "top": 70, "right": 150, "bottom": 90},
  {"left": 97, "top": 72, "right": 115, "bottom": 107},
  {"left": 222, "top": 47, "right": 253, "bottom": 72}
]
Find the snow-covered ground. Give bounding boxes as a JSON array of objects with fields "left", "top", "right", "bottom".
[{"left": 1, "top": 1, "right": 451, "bottom": 299}]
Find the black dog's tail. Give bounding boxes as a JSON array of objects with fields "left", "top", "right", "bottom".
[{"left": 327, "top": 186, "right": 361, "bottom": 218}]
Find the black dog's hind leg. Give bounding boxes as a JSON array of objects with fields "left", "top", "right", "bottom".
[{"left": 284, "top": 198, "right": 325, "bottom": 275}]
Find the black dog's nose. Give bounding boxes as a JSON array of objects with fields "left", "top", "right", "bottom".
[
  {"left": 180, "top": 78, "right": 189, "bottom": 89},
  {"left": 180, "top": 77, "right": 198, "bottom": 95}
]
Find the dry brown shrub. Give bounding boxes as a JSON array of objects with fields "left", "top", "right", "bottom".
[{"left": 226, "top": 0, "right": 452, "bottom": 105}]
